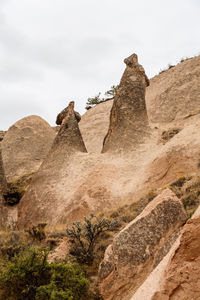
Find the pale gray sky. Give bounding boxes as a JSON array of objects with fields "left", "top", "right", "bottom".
[{"left": 0, "top": 0, "right": 199, "bottom": 129}]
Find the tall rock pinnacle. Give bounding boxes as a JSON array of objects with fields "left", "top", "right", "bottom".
[
  {"left": 17, "top": 101, "right": 87, "bottom": 229},
  {"left": 102, "top": 53, "right": 150, "bottom": 153}
]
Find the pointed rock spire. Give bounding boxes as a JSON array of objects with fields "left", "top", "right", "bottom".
[
  {"left": 102, "top": 53, "right": 150, "bottom": 153},
  {"left": 53, "top": 101, "right": 87, "bottom": 153},
  {"left": 17, "top": 101, "right": 87, "bottom": 229}
]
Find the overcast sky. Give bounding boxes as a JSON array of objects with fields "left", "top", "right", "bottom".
[{"left": 0, "top": 0, "right": 199, "bottom": 130}]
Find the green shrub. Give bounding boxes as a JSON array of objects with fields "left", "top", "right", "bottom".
[
  {"left": 26, "top": 223, "right": 47, "bottom": 242},
  {"left": 0, "top": 247, "right": 89, "bottom": 300},
  {"left": 85, "top": 85, "right": 118, "bottom": 110},
  {"left": 85, "top": 93, "right": 103, "bottom": 110},
  {"left": 66, "top": 214, "right": 118, "bottom": 265}
]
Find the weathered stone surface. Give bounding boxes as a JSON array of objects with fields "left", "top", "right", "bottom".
[
  {"left": 131, "top": 205, "right": 200, "bottom": 300},
  {"left": 79, "top": 100, "right": 113, "bottom": 153},
  {"left": 1, "top": 115, "right": 56, "bottom": 204},
  {"left": 0, "top": 131, "right": 6, "bottom": 142},
  {"left": 98, "top": 189, "right": 186, "bottom": 300},
  {"left": 56, "top": 106, "right": 81, "bottom": 125},
  {"left": 17, "top": 102, "right": 87, "bottom": 229},
  {"left": 151, "top": 208, "right": 200, "bottom": 300},
  {"left": 0, "top": 146, "right": 17, "bottom": 229},
  {"left": 146, "top": 56, "right": 200, "bottom": 124},
  {"left": 0, "top": 146, "right": 8, "bottom": 228},
  {"left": 0, "top": 146, "right": 6, "bottom": 195},
  {"left": 102, "top": 53, "right": 150, "bottom": 153},
  {"left": 143, "top": 121, "right": 200, "bottom": 191},
  {"left": 14, "top": 56, "right": 200, "bottom": 235}
]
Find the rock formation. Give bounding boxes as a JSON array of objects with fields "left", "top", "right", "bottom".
[
  {"left": 56, "top": 105, "right": 81, "bottom": 125},
  {"left": 146, "top": 55, "right": 200, "bottom": 125},
  {"left": 14, "top": 56, "right": 200, "bottom": 232},
  {"left": 98, "top": 189, "right": 186, "bottom": 300},
  {"left": 152, "top": 210, "right": 200, "bottom": 300},
  {"left": 0, "top": 146, "right": 7, "bottom": 196},
  {"left": 131, "top": 205, "right": 200, "bottom": 300},
  {"left": 17, "top": 102, "right": 87, "bottom": 229},
  {"left": 0, "top": 145, "right": 8, "bottom": 228},
  {"left": 102, "top": 53, "right": 150, "bottom": 153},
  {"left": 1, "top": 116, "right": 56, "bottom": 204},
  {"left": 79, "top": 100, "right": 113, "bottom": 153}
]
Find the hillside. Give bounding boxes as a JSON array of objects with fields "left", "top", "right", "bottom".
[{"left": 0, "top": 54, "right": 200, "bottom": 299}]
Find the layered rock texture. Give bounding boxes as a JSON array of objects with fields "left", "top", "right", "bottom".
[
  {"left": 98, "top": 189, "right": 186, "bottom": 300},
  {"left": 131, "top": 206, "right": 200, "bottom": 300},
  {"left": 102, "top": 53, "right": 150, "bottom": 153},
  {"left": 1, "top": 115, "right": 56, "bottom": 204},
  {"left": 151, "top": 208, "right": 200, "bottom": 300}
]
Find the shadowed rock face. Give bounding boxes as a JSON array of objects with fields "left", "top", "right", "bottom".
[
  {"left": 98, "top": 189, "right": 186, "bottom": 300},
  {"left": 102, "top": 53, "right": 150, "bottom": 153},
  {"left": 0, "top": 147, "right": 6, "bottom": 196},
  {"left": 0, "top": 146, "right": 9, "bottom": 228},
  {"left": 56, "top": 105, "right": 81, "bottom": 125},
  {"left": 17, "top": 101, "right": 87, "bottom": 229}
]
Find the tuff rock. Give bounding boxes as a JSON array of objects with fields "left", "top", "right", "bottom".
[{"left": 98, "top": 189, "right": 186, "bottom": 300}]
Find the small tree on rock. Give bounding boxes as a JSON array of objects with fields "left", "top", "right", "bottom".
[
  {"left": 105, "top": 85, "right": 118, "bottom": 98},
  {"left": 85, "top": 93, "right": 103, "bottom": 110}
]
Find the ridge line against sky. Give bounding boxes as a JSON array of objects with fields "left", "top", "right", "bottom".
[{"left": 0, "top": 0, "right": 200, "bottom": 130}]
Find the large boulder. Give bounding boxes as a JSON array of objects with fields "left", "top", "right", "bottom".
[
  {"left": 132, "top": 206, "right": 200, "bottom": 300},
  {"left": 102, "top": 53, "right": 150, "bottom": 153},
  {"left": 146, "top": 56, "right": 200, "bottom": 125},
  {"left": 98, "top": 189, "right": 186, "bottom": 300},
  {"left": 1, "top": 115, "right": 56, "bottom": 204}
]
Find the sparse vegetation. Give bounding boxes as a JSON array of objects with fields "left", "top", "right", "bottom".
[
  {"left": 66, "top": 214, "right": 118, "bottom": 265},
  {"left": 26, "top": 223, "right": 47, "bottom": 242},
  {"left": 0, "top": 247, "right": 90, "bottom": 300},
  {"left": 159, "top": 63, "right": 175, "bottom": 74},
  {"left": 85, "top": 85, "right": 118, "bottom": 110},
  {"left": 169, "top": 175, "right": 200, "bottom": 217},
  {"left": 161, "top": 128, "right": 181, "bottom": 143}
]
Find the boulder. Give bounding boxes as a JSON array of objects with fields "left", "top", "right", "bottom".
[
  {"left": 1, "top": 115, "right": 56, "bottom": 204},
  {"left": 102, "top": 53, "right": 150, "bottom": 153},
  {"left": 146, "top": 56, "right": 200, "bottom": 125},
  {"left": 98, "top": 189, "right": 186, "bottom": 300}
]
